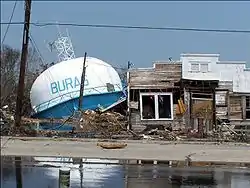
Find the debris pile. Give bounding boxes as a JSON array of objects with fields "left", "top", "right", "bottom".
[
  {"left": 79, "top": 110, "right": 128, "bottom": 138},
  {"left": 0, "top": 105, "right": 40, "bottom": 136},
  {"left": 216, "top": 122, "right": 248, "bottom": 142},
  {"left": 202, "top": 122, "right": 249, "bottom": 142},
  {"left": 0, "top": 105, "right": 15, "bottom": 132},
  {"left": 1, "top": 126, "right": 38, "bottom": 137},
  {"left": 139, "top": 128, "right": 182, "bottom": 141},
  {"left": 217, "top": 122, "right": 236, "bottom": 140},
  {"left": 1, "top": 106, "right": 249, "bottom": 143}
]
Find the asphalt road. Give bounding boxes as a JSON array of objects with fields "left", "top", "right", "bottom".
[{"left": 1, "top": 136, "right": 250, "bottom": 163}]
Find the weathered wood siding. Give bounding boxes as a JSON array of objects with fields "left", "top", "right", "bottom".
[
  {"left": 129, "top": 63, "right": 182, "bottom": 89},
  {"left": 229, "top": 96, "right": 242, "bottom": 120},
  {"left": 128, "top": 63, "right": 183, "bottom": 129},
  {"left": 228, "top": 94, "right": 250, "bottom": 133},
  {"left": 230, "top": 120, "right": 250, "bottom": 126},
  {"left": 215, "top": 81, "right": 232, "bottom": 120},
  {"left": 216, "top": 107, "right": 228, "bottom": 119},
  {"left": 218, "top": 81, "right": 233, "bottom": 91},
  {"left": 130, "top": 104, "right": 185, "bottom": 130},
  {"left": 215, "top": 90, "right": 228, "bottom": 120},
  {"left": 153, "top": 62, "right": 182, "bottom": 71},
  {"left": 183, "top": 89, "right": 191, "bottom": 128}
]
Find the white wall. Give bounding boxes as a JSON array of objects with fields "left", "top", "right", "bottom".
[
  {"left": 181, "top": 54, "right": 220, "bottom": 80},
  {"left": 181, "top": 53, "right": 249, "bottom": 93},
  {"left": 233, "top": 69, "right": 250, "bottom": 93},
  {"left": 216, "top": 62, "right": 245, "bottom": 81}
]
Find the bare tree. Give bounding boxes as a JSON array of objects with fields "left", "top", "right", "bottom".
[
  {"left": 0, "top": 45, "right": 20, "bottom": 110},
  {"left": 23, "top": 47, "right": 44, "bottom": 115},
  {"left": 1, "top": 44, "right": 44, "bottom": 115}
]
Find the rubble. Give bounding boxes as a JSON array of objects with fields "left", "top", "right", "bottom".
[
  {"left": 0, "top": 105, "right": 15, "bottom": 132},
  {"left": 77, "top": 110, "right": 185, "bottom": 141},
  {"left": 140, "top": 128, "right": 182, "bottom": 141},
  {"left": 1, "top": 107, "right": 249, "bottom": 143},
  {"left": 198, "top": 121, "right": 250, "bottom": 143},
  {"left": 78, "top": 110, "right": 129, "bottom": 138}
]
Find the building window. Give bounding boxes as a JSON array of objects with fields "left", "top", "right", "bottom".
[
  {"left": 246, "top": 96, "right": 250, "bottom": 119},
  {"left": 200, "top": 63, "right": 209, "bottom": 73},
  {"left": 190, "top": 63, "right": 199, "bottom": 72},
  {"left": 189, "top": 62, "right": 210, "bottom": 73},
  {"left": 140, "top": 92, "right": 173, "bottom": 120}
]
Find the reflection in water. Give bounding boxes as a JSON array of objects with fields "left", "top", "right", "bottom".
[
  {"left": 15, "top": 156, "right": 22, "bottom": 188},
  {"left": 34, "top": 157, "right": 122, "bottom": 188},
  {"left": 1, "top": 156, "right": 250, "bottom": 188},
  {"left": 1, "top": 156, "right": 123, "bottom": 188}
]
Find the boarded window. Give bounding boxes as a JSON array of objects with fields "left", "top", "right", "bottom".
[{"left": 230, "top": 96, "right": 242, "bottom": 119}]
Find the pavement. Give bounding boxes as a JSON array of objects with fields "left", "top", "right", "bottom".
[{"left": 1, "top": 136, "right": 250, "bottom": 163}]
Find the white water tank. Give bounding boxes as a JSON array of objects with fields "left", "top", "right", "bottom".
[{"left": 30, "top": 57, "right": 123, "bottom": 113}]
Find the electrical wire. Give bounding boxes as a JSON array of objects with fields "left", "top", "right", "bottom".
[
  {"left": 29, "top": 33, "right": 46, "bottom": 63},
  {"left": 0, "top": 21, "right": 250, "bottom": 34},
  {"left": 29, "top": 34, "right": 127, "bottom": 72},
  {"left": 1, "top": 1, "right": 18, "bottom": 46},
  {"left": 29, "top": 37, "right": 127, "bottom": 72},
  {"left": 29, "top": 35, "right": 127, "bottom": 73}
]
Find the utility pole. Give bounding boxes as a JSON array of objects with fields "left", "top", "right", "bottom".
[
  {"left": 76, "top": 52, "right": 87, "bottom": 131},
  {"left": 15, "top": 0, "right": 32, "bottom": 127},
  {"left": 78, "top": 52, "right": 87, "bottom": 110},
  {"left": 127, "top": 61, "right": 131, "bottom": 69}
]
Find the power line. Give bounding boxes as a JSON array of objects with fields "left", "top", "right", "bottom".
[
  {"left": 29, "top": 33, "right": 46, "bottom": 64},
  {"left": 29, "top": 33, "right": 127, "bottom": 71},
  {"left": 0, "top": 21, "right": 250, "bottom": 34},
  {"left": 29, "top": 35, "right": 127, "bottom": 72},
  {"left": 1, "top": 1, "right": 18, "bottom": 46}
]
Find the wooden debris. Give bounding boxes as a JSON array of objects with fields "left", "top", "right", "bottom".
[
  {"left": 1, "top": 106, "right": 249, "bottom": 143},
  {"left": 142, "top": 128, "right": 181, "bottom": 141},
  {"left": 79, "top": 110, "right": 139, "bottom": 138},
  {"left": 97, "top": 142, "right": 127, "bottom": 149}
]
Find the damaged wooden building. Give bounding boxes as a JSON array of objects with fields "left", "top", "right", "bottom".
[
  {"left": 127, "top": 61, "right": 186, "bottom": 130},
  {"left": 127, "top": 53, "right": 250, "bottom": 133},
  {"left": 180, "top": 54, "right": 219, "bottom": 133},
  {"left": 230, "top": 68, "right": 250, "bottom": 130},
  {"left": 180, "top": 53, "right": 250, "bottom": 132}
]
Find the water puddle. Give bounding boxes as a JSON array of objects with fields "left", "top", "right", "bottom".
[{"left": 1, "top": 156, "right": 250, "bottom": 188}]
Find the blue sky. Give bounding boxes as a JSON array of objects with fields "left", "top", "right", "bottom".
[{"left": 1, "top": 1, "right": 250, "bottom": 68}]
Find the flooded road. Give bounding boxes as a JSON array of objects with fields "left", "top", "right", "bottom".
[{"left": 1, "top": 156, "right": 250, "bottom": 188}]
